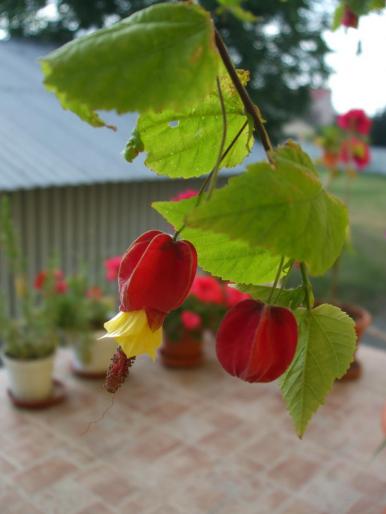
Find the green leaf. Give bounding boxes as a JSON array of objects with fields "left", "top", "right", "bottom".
[
  {"left": 280, "top": 304, "right": 356, "bottom": 437},
  {"left": 123, "top": 129, "right": 144, "bottom": 163},
  {"left": 217, "top": 0, "right": 258, "bottom": 22},
  {"left": 153, "top": 198, "right": 281, "bottom": 284},
  {"left": 135, "top": 72, "right": 252, "bottom": 178},
  {"left": 274, "top": 141, "right": 318, "bottom": 177},
  {"left": 237, "top": 284, "right": 306, "bottom": 309},
  {"left": 41, "top": 3, "right": 219, "bottom": 125},
  {"left": 186, "top": 149, "right": 348, "bottom": 275},
  {"left": 332, "top": 3, "right": 345, "bottom": 30}
]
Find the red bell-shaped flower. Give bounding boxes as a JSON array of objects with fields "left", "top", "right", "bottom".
[
  {"left": 119, "top": 230, "right": 197, "bottom": 329},
  {"left": 216, "top": 299, "right": 298, "bottom": 383}
]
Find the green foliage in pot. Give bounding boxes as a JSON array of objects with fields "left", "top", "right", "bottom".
[{"left": 0, "top": 198, "right": 58, "bottom": 360}]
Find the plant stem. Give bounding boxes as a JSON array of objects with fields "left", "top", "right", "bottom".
[
  {"left": 300, "top": 262, "right": 312, "bottom": 311},
  {"left": 267, "top": 256, "right": 285, "bottom": 304},
  {"left": 214, "top": 28, "right": 274, "bottom": 162},
  {"left": 173, "top": 101, "right": 248, "bottom": 241},
  {"left": 207, "top": 77, "right": 228, "bottom": 199}
]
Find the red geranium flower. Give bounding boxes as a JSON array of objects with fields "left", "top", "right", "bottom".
[
  {"left": 340, "top": 138, "right": 370, "bottom": 169},
  {"left": 172, "top": 189, "right": 198, "bottom": 202},
  {"left": 190, "top": 275, "right": 224, "bottom": 304},
  {"left": 337, "top": 109, "right": 372, "bottom": 135},
  {"left": 34, "top": 270, "right": 67, "bottom": 294},
  {"left": 86, "top": 286, "right": 103, "bottom": 299},
  {"left": 181, "top": 310, "right": 202, "bottom": 331},
  {"left": 104, "top": 255, "right": 122, "bottom": 282}
]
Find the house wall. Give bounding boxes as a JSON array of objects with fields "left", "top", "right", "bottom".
[{"left": 0, "top": 179, "right": 205, "bottom": 313}]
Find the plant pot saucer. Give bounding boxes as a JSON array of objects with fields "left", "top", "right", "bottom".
[
  {"left": 71, "top": 363, "right": 106, "bottom": 380},
  {"left": 7, "top": 379, "right": 67, "bottom": 410}
]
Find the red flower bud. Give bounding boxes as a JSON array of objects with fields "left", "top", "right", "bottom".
[
  {"left": 216, "top": 299, "right": 298, "bottom": 383},
  {"left": 342, "top": 6, "right": 358, "bottom": 28},
  {"left": 119, "top": 230, "right": 197, "bottom": 329}
]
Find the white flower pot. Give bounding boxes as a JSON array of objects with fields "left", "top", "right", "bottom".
[
  {"left": 3, "top": 353, "right": 55, "bottom": 401},
  {"left": 72, "top": 332, "right": 116, "bottom": 374}
]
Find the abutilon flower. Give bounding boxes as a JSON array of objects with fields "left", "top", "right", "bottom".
[
  {"left": 216, "top": 299, "right": 298, "bottom": 383},
  {"left": 103, "top": 230, "right": 197, "bottom": 364}
]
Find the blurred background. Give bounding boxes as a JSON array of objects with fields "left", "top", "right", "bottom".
[{"left": 0, "top": 2, "right": 386, "bottom": 514}]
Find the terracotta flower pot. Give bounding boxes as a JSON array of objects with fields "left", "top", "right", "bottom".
[
  {"left": 339, "top": 303, "right": 372, "bottom": 381},
  {"left": 159, "top": 332, "right": 203, "bottom": 368}
]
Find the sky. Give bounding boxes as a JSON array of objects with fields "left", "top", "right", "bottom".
[{"left": 324, "top": 11, "right": 386, "bottom": 116}]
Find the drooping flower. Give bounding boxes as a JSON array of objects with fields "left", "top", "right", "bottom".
[
  {"left": 104, "top": 255, "right": 122, "bottom": 282},
  {"left": 102, "top": 230, "right": 197, "bottom": 363},
  {"left": 341, "top": 5, "right": 358, "bottom": 28},
  {"left": 216, "top": 299, "right": 298, "bottom": 383},
  {"left": 172, "top": 189, "right": 198, "bottom": 202},
  {"left": 337, "top": 109, "right": 372, "bottom": 135},
  {"left": 181, "top": 310, "right": 202, "bottom": 331},
  {"left": 190, "top": 275, "right": 224, "bottom": 305}
]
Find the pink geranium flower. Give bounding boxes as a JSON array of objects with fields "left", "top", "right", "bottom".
[
  {"left": 190, "top": 275, "right": 224, "bottom": 304},
  {"left": 104, "top": 256, "right": 122, "bottom": 281},
  {"left": 337, "top": 109, "right": 372, "bottom": 136},
  {"left": 224, "top": 285, "right": 250, "bottom": 307},
  {"left": 171, "top": 189, "right": 198, "bottom": 202},
  {"left": 181, "top": 310, "right": 202, "bottom": 331}
]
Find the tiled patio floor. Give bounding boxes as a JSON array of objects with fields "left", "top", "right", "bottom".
[{"left": 0, "top": 344, "right": 385, "bottom": 514}]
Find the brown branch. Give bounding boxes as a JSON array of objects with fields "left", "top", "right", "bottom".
[{"left": 214, "top": 28, "right": 274, "bottom": 161}]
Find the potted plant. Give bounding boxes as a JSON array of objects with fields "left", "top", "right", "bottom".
[
  {"left": 317, "top": 109, "right": 373, "bottom": 380},
  {"left": 160, "top": 274, "right": 249, "bottom": 368},
  {"left": 0, "top": 199, "right": 62, "bottom": 407},
  {"left": 70, "top": 284, "right": 117, "bottom": 378}
]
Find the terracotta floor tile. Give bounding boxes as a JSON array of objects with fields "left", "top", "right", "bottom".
[
  {"left": 15, "top": 457, "right": 78, "bottom": 493},
  {"left": 0, "top": 490, "right": 44, "bottom": 514},
  {"left": 346, "top": 496, "right": 385, "bottom": 514},
  {"left": 280, "top": 497, "right": 328, "bottom": 514},
  {"left": 350, "top": 471, "right": 386, "bottom": 501},
  {"left": 76, "top": 502, "right": 116, "bottom": 514},
  {"left": 1, "top": 346, "right": 386, "bottom": 514},
  {"left": 268, "top": 453, "right": 320, "bottom": 490}
]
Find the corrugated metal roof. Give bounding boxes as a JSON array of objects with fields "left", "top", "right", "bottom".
[
  {"left": 0, "top": 39, "right": 279, "bottom": 192},
  {"left": 2, "top": 40, "right": 383, "bottom": 192},
  {"left": 0, "top": 39, "right": 164, "bottom": 191}
]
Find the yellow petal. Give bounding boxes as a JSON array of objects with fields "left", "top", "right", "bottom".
[{"left": 102, "top": 310, "right": 162, "bottom": 360}]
